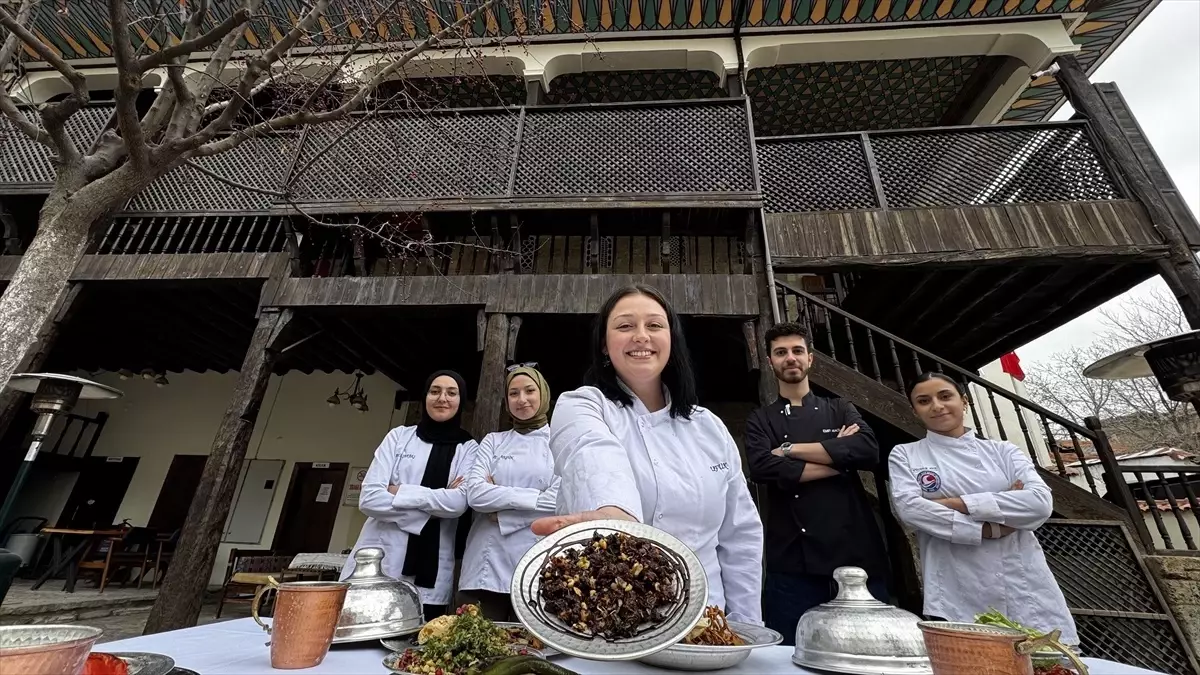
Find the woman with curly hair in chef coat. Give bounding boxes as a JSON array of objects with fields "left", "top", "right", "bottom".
[
  {"left": 342, "top": 370, "right": 478, "bottom": 620},
  {"left": 888, "top": 372, "right": 1077, "bottom": 644},
  {"left": 459, "top": 365, "right": 559, "bottom": 621},
  {"left": 532, "top": 284, "right": 764, "bottom": 625}
]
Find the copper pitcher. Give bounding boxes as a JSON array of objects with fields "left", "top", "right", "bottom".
[
  {"left": 252, "top": 577, "right": 349, "bottom": 670},
  {"left": 918, "top": 622, "right": 1088, "bottom": 675}
]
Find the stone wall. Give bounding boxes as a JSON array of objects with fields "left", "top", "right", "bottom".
[{"left": 1144, "top": 555, "right": 1200, "bottom": 657}]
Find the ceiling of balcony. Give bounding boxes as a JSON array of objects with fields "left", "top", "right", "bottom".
[{"left": 15, "top": 0, "right": 1157, "bottom": 125}]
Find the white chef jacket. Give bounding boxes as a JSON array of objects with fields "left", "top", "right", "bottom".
[
  {"left": 888, "top": 429, "right": 1078, "bottom": 644},
  {"left": 460, "top": 427, "right": 560, "bottom": 593},
  {"left": 549, "top": 385, "right": 764, "bottom": 625},
  {"left": 341, "top": 425, "right": 477, "bottom": 607}
]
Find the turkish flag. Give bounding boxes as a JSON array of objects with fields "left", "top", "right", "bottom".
[{"left": 1000, "top": 352, "right": 1025, "bottom": 381}]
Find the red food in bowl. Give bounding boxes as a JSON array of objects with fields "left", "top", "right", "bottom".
[{"left": 83, "top": 652, "right": 128, "bottom": 675}]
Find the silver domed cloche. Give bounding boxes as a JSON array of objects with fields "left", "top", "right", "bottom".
[
  {"left": 333, "top": 547, "right": 424, "bottom": 643},
  {"left": 792, "top": 566, "right": 933, "bottom": 674}
]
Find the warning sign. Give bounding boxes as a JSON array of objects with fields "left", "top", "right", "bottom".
[{"left": 344, "top": 466, "right": 368, "bottom": 506}]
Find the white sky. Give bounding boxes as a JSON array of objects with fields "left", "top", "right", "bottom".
[{"left": 1017, "top": 0, "right": 1200, "bottom": 365}]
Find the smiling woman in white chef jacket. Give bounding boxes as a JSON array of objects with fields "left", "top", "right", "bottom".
[
  {"left": 341, "top": 370, "right": 478, "bottom": 619},
  {"left": 888, "top": 372, "right": 1078, "bottom": 644},
  {"left": 459, "top": 365, "right": 560, "bottom": 621},
  {"left": 532, "top": 284, "right": 765, "bottom": 625}
]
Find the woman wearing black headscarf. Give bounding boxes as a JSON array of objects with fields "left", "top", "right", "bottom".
[{"left": 341, "top": 370, "right": 478, "bottom": 618}]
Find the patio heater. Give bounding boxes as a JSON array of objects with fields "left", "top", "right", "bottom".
[
  {"left": 0, "top": 373, "right": 122, "bottom": 604},
  {"left": 1083, "top": 329, "right": 1200, "bottom": 416}
]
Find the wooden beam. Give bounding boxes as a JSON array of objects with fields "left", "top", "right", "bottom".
[
  {"left": 970, "top": 264, "right": 1126, "bottom": 360},
  {"left": 476, "top": 309, "right": 487, "bottom": 352},
  {"left": 902, "top": 267, "right": 993, "bottom": 334},
  {"left": 0, "top": 283, "right": 84, "bottom": 444},
  {"left": 1055, "top": 54, "right": 1200, "bottom": 328},
  {"left": 745, "top": 214, "right": 776, "bottom": 406},
  {"left": 809, "top": 354, "right": 925, "bottom": 438},
  {"left": 506, "top": 315, "right": 522, "bottom": 362},
  {"left": 143, "top": 308, "right": 294, "bottom": 634},
  {"left": 589, "top": 213, "right": 600, "bottom": 274},
  {"left": 334, "top": 317, "right": 414, "bottom": 389},
  {"left": 470, "top": 313, "right": 509, "bottom": 440},
  {"left": 0, "top": 198, "right": 21, "bottom": 255},
  {"left": 925, "top": 267, "right": 1025, "bottom": 345},
  {"left": 770, "top": 244, "right": 1167, "bottom": 269},
  {"left": 742, "top": 320, "right": 758, "bottom": 371}
]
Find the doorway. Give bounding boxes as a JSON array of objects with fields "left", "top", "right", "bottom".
[
  {"left": 147, "top": 454, "right": 208, "bottom": 533},
  {"left": 57, "top": 456, "right": 140, "bottom": 529},
  {"left": 271, "top": 462, "right": 347, "bottom": 554}
]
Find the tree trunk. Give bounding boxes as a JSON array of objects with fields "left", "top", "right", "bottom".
[
  {"left": 142, "top": 308, "right": 294, "bottom": 634},
  {"left": 0, "top": 207, "right": 93, "bottom": 392},
  {"left": 0, "top": 283, "right": 84, "bottom": 443}
]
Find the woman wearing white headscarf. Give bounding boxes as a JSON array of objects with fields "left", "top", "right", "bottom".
[{"left": 459, "top": 365, "right": 559, "bottom": 621}]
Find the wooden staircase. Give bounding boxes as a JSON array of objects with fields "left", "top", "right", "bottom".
[{"left": 774, "top": 279, "right": 1200, "bottom": 675}]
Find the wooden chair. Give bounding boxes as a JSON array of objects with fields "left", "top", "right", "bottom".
[
  {"left": 215, "top": 549, "right": 295, "bottom": 618},
  {"left": 140, "top": 529, "right": 179, "bottom": 589},
  {"left": 77, "top": 527, "right": 157, "bottom": 593}
]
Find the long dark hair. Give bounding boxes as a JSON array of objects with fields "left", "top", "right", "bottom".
[
  {"left": 584, "top": 284, "right": 697, "bottom": 419},
  {"left": 907, "top": 371, "right": 967, "bottom": 400}
]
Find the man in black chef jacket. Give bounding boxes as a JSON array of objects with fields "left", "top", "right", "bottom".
[{"left": 744, "top": 322, "right": 889, "bottom": 645}]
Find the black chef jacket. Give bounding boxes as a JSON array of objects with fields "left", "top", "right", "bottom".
[{"left": 744, "top": 392, "right": 889, "bottom": 580}]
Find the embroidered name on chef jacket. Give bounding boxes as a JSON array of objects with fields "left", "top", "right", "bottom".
[
  {"left": 914, "top": 468, "right": 942, "bottom": 493},
  {"left": 496, "top": 454, "right": 516, "bottom": 461},
  {"left": 398, "top": 452, "right": 416, "bottom": 461},
  {"left": 710, "top": 462, "right": 730, "bottom": 473}
]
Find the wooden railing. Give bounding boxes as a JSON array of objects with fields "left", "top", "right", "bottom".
[
  {"left": 1120, "top": 464, "right": 1200, "bottom": 555},
  {"left": 776, "top": 280, "right": 1149, "bottom": 495}
]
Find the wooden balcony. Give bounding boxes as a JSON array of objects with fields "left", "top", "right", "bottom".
[
  {"left": 757, "top": 121, "right": 1200, "bottom": 368},
  {"left": 758, "top": 121, "right": 1197, "bottom": 266}
]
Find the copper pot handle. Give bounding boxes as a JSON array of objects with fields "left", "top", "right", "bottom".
[
  {"left": 251, "top": 576, "right": 282, "bottom": 634},
  {"left": 1016, "top": 629, "right": 1089, "bottom": 675}
]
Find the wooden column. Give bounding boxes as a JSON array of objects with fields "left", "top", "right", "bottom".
[
  {"left": 470, "top": 312, "right": 508, "bottom": 440},
  {"left": 0, "top": 283, "right": 83, "bottom": 444},
  {"left": 143, "top": 308, "right": 294, "bottom": 634},
  {"left": 1055, "top": 55, "right": 1200, "bottom": 327},
  {"left": 0, "top": 198, "right": 21, "bottom": 255},
  {"left": 745, "top": 215, "right": 776, "bottom": 406}
]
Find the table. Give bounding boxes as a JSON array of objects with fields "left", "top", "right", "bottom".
[
  {"left": 31, "top": 528, "right": 125, "bottom": 592},
  {"left": 103, "top": 618, "right": 1166, "bottom": 674}
]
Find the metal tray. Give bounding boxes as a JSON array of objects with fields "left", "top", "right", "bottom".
[
  {"left": 107, "top": 652, "right": 176, "bottom": 675},
  {"left": 637, "top": 621, "right": 783, "bottom": 672},
  {"left": 510, "top": 519, "right": 709, "bottom": 662},
  {"left": 382, "top": 645, "right": 544, "bottom": 674},
  {"left": 381, "top": 621, "right": 561, "bottom": 658}
]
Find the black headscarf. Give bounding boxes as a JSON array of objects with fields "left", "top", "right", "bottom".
[{"left": 401, "top": 370, "right": 475, "bottom": 589}]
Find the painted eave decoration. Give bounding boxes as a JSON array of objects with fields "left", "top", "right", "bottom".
[{"left": 17, "top": 0, "right": 1155, "bottom": 122}]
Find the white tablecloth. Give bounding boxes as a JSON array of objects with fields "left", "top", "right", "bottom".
[{"left": 102, "top": 618, "right": 1166, "bottom": 675}]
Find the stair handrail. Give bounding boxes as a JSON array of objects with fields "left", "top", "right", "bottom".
[{"left": 774, "top": 278, "right": 1096, "bottom": 440}]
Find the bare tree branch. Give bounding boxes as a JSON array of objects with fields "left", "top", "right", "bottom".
[
  {"left": 0, "top": 0, "right": 88, "bottom": 153},
  {"left": 202, "top": 72, "right": 274, "bottom": 116},
  {"left": 182, "top": 158, "right": 288, "bottom": 197},
  {"left": 0, "top": 1, "right": 46, "bottom": 144},
  {"left": 191, "top": 0, "right": 501, "bottom": 157},
  {"left": 109, "top": 0, "right": 149, "bottom": 167},
  {"left": 139, "top": 7, "right": 251, "bottom": 71},
  {"left": 176, "top": 0, "right": 331, "bottom": 151}
]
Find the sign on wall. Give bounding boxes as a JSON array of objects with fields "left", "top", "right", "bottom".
[{"left": 344, "top": 467, "right": 368, "bottom": 506}]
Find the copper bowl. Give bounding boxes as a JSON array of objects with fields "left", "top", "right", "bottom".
[{"left": 0, "top": 625, "right": 104, "bottom": 675}]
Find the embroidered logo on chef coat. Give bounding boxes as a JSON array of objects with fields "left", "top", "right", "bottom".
[
  {"left": 398, "top": 452, "right": 416, "bottom": 461},
  {"left": 916, "top": 470, "right": 942, "bottom": 493},
  {"left": 710, "top": 462, "right": 730, "bottom": 473},
  {"left": 497, "top": 454, "right": 515, "bottom": 461}
]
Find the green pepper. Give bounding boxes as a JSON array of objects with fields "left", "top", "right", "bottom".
[{"left": 481, "top": 655, "right": 581, "bottom": 675}]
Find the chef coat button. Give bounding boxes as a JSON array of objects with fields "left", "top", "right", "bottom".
[{"left": 656, "top": 514, "right": 663, "bottom": 521}]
